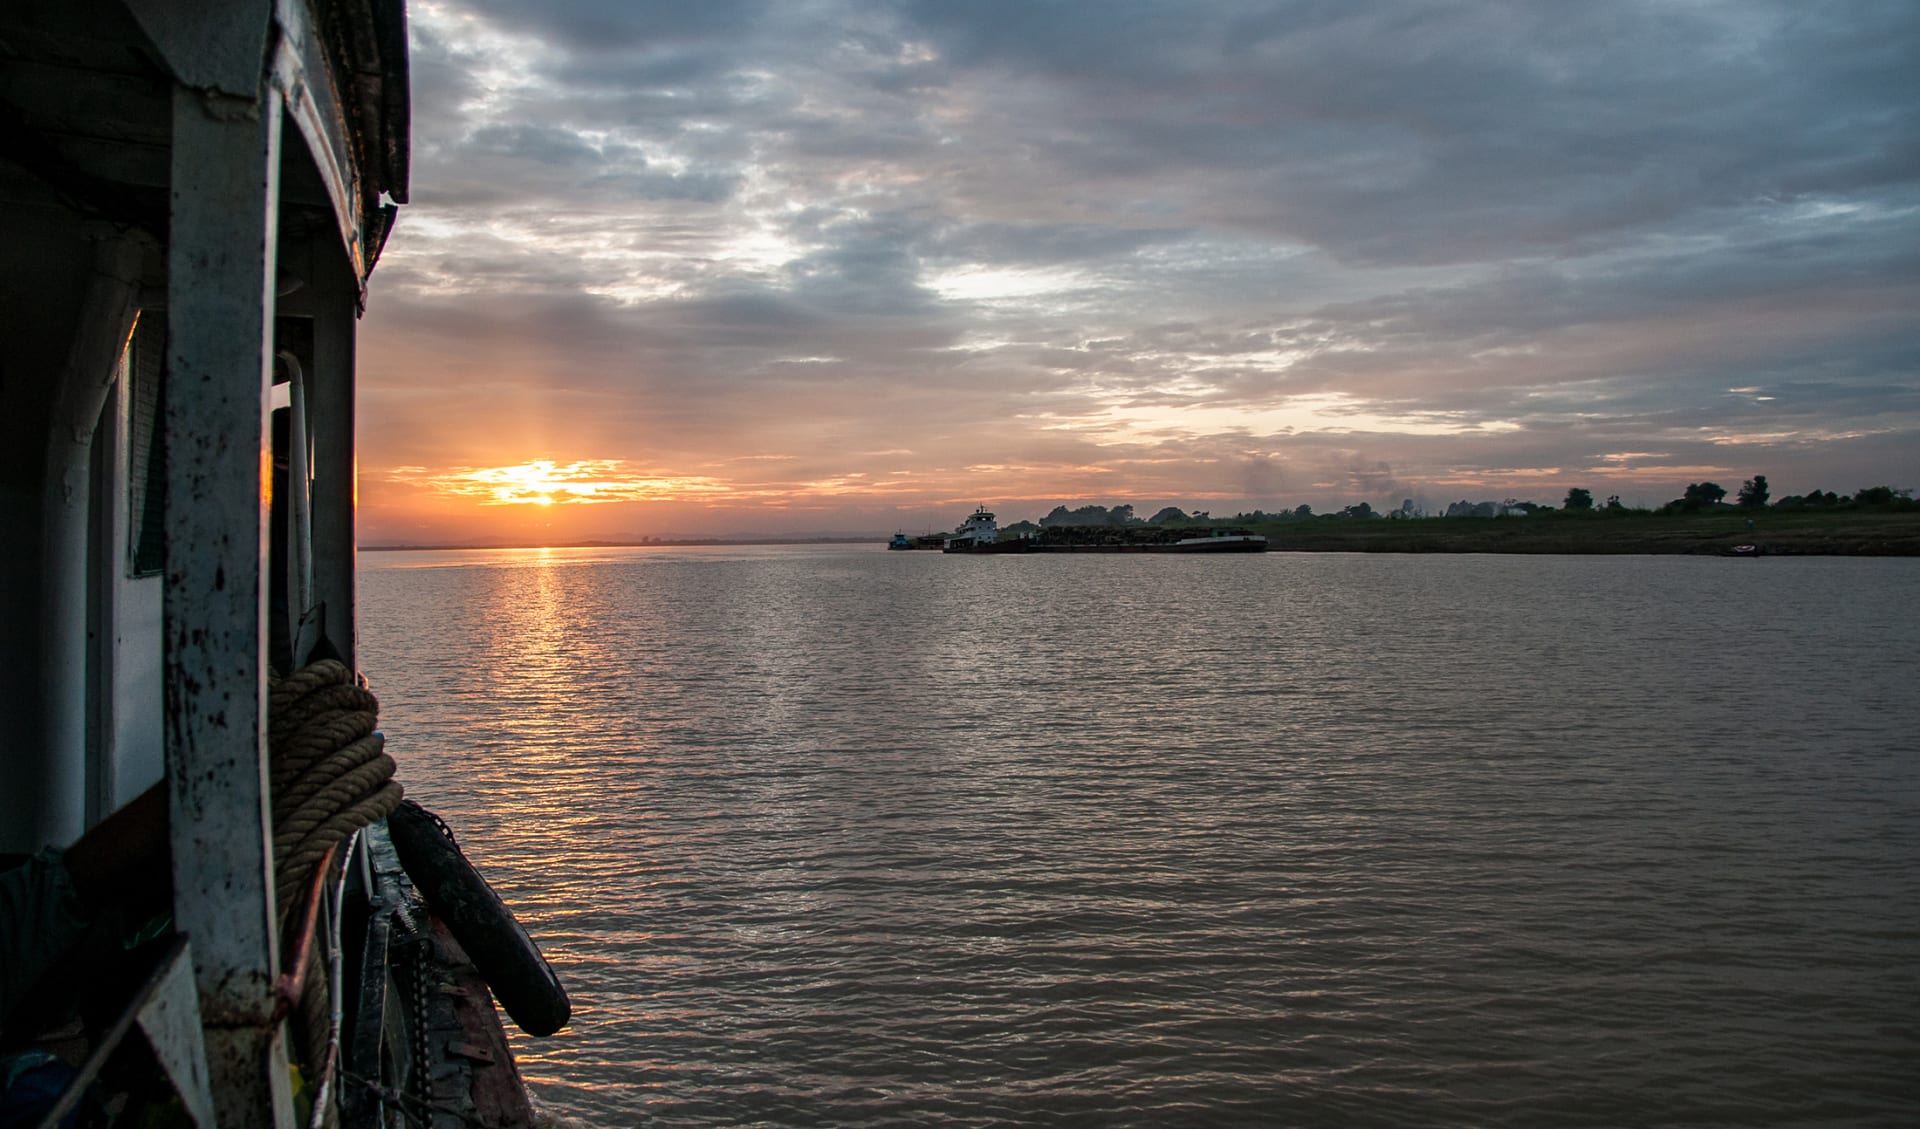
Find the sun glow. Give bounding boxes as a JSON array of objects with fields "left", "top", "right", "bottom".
[{"left": 392, "top": 460, "right": 728, "bottom": 505}]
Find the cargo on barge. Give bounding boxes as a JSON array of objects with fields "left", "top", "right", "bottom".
[{"left": 938, "top": 508, "right": 1268, "bottom": 554}]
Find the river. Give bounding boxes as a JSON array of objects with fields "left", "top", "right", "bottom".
[{"left": 359, "top": 547, "right": 1920, "bottom": 1127}]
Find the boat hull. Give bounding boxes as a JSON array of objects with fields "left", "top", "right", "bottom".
[{"left": 944, "top": 537, "right": 1267, "bottom": 554}]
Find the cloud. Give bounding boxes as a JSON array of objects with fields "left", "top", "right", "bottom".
[{"left": 354, "top": 0, "right": 1920, "bottom": 539}]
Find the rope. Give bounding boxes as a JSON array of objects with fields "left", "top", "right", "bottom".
[
  {"left": 296, "top": 942, "right": 332, "bottom": 1101},
  {"left": 267, "top": 659, "right": 404, "bottom": 923},
  {"left": 275, "top": 733, "right": 386, "bottom": 822},
  {"left": 271, "top": 685, "right": 378, "bottom": 749},
  {"left": 265, "top": 659, "right": 411, "bottom": 1129},
  {"left": 273, "top": 781, "right": 404, "bottom": 904},
  {"left": 272, "top": 714, "right": 379, "bottom": 790}
]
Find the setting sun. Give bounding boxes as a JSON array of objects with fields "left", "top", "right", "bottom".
[{"left": 390, "top": 460, "right": 730, "bottom": 508}]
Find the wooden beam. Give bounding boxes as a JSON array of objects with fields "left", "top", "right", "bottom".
[
  {"left": 308, "top": 264, "right": 358, "bottom": 666},
  {"left": 163, "top": 82, "right": 294, "bottom": 1129}
]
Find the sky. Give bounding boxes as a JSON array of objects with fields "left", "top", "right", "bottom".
[{"left": 355, "top": 0, "right": 1920, "bottom": 543}]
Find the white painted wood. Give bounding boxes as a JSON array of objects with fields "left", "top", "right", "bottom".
[
  {"left": 112, "top": 317, "right": 166, "bottom": 810},
  {"left": 136, "top": 941, "right": 220, "bottom": 1128},
  {"left": 163, "top": 81, "right": 294, "bottom": 1129},
  {"left": 41, "top": 239, "right": 143, "bottom": 845},
  {"left": 111, "top": 571, "right": 166, "bottom": 808},
  {"left": 86, "top": 373, "right": 121, "bottom": 827}
]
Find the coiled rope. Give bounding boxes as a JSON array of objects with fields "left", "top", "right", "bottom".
[{"left": 268, "top": 659, "right": 404, "bottom": 920}]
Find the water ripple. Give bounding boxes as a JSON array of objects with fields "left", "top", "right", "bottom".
[{"left": 361, "top": 549, "right": 1920, "bottom": 1128}]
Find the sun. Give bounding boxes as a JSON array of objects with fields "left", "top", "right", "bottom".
[
  {"left": 390, "top": 460, "right": 730, "bottom": 506},
  {"left": 472, "top": 461, "right": 584, "bottom": 505}
]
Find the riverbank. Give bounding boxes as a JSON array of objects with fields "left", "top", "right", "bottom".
[{"left": 1237, "top": 510, "right": 1920, "bottom": 555}]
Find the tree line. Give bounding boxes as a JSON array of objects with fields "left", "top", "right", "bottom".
[
  {"left": 1646, "top": 477, "right": 1916, "bottom": 514},
  {"left": 1016, "top": 502, "right": 1369, "bottom": 532},
  {"left": 1009, "top": 478, "right": 1915, "bottom": 530}
]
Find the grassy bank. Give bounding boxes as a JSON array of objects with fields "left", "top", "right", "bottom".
[{"left": 1235, "top": 510, "right": 1920, "bottom": 556}]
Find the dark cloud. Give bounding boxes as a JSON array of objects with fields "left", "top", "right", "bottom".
[
  {"left": 453, "top": 0, "right": 775, "bottom": 51},
  {"left": 355, "top": 0, "right": 1920, "bottom": 537},
  {"left": 923, "top": 223, "right": 1190, "bottom": 269},
  {"left": 465, "top": 123, "right": 605, "bottom": 166},
  {"left": 895, "top": 0, "right": 1920, "bottom": 264}
]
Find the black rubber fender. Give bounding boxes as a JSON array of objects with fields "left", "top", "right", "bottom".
[{"left": 386, "top": 801, "right": 572, "bottom": 1036}]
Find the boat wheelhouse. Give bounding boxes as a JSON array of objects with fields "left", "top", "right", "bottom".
[{"left": 945, "top": 507, "right": 999, "bottom": 550}]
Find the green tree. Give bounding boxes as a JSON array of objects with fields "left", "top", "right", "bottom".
[
  {"left": 1683, "top": 482, "right": 1727, "bottom": 507},
  {"left": 1564, "top": 487, "right": 1594, "bottom": 511},
  {"left": 1853, "top": 486, "right": 1913, "bottom": 508},
  {"left": 1783, "top": 489, "right": 1841, "bottom": 509},
  {"left": 1737, "top": 476, "right": 1769, "bottom": 508}
]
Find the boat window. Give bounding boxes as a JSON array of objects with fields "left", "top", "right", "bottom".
[{"left": 126, "top": 318, "right": 166, "bottom": 578}]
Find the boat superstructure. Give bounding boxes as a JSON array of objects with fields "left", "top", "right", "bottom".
[
  {"left": 1, "top": 3, "right": 550, "bottom": 1125},
  {"left": 945, "top": 507, "right": 1000, "bottom": 550}
]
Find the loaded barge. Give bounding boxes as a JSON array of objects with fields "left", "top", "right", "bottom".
[
  {"left": 2, "top": 2, "right": 565, "bottom": 1126},
  {"left": 940, "top": 509, "right": 1268, "bottom": 554}
]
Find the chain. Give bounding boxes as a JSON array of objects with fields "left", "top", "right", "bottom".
[
  {"left": 384, "top": 907, "right": 436, "bottom": 1127},
  {"left": 410, "top": 939, "right": 433, "bottom": 1120}
]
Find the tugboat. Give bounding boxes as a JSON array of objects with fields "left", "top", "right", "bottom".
[
  {"left": 1, "top": 3, "right": 563, "bottom": 1125},
  {"left": 943, "top": 507, "right": 1024, "bottom": 552},
  {"left": 889, "top": 531, "right": 948, "bottom": 550}
]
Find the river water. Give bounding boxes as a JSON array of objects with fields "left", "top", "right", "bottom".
[{"left": 358, "top": 547, "right": 1920, "bottom": 1127}]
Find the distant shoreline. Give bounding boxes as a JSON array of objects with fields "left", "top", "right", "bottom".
[
  {"left": 362, "top": 512, "right": 1920, "bottom": 556},
  {"left": 1241, "top": 510, "right": 1920, "bottom": 556}
]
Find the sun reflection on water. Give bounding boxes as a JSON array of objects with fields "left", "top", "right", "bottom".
[{"left": 357, "top": 549, "right": 1920, "bottom": 1128}]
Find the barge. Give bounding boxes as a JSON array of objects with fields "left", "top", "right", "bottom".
[{"left": 940, "top": 508, "right": 1268, "bottom": 553}]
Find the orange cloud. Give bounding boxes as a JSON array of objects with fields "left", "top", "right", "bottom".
[{"left": 389, "top": 460, "right": 729, "bottom": 506}]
